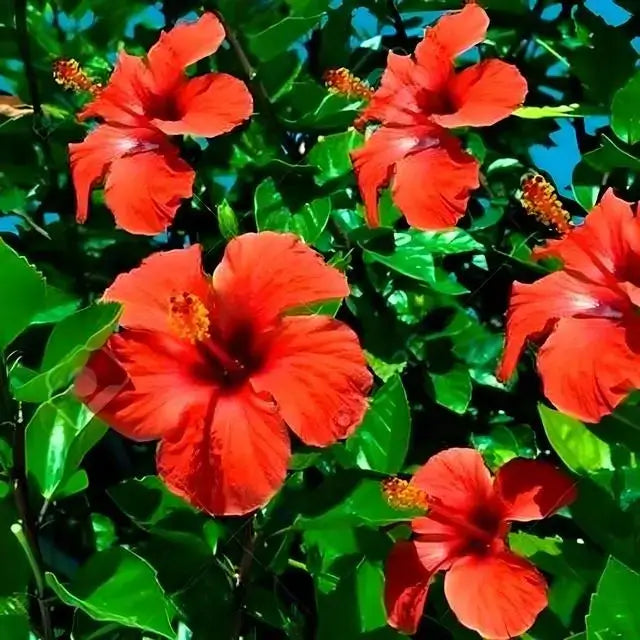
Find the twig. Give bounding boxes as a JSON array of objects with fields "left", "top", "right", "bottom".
[
  {"left": 1, "top": 359, "right": 53, "bottom": 640},
  {"left": 231, "top": 518, "right": 256, "bottom": 640},
  {"left": 213, "top": 10, "right": 277, "bottom": 123},
  {"left": 533, "top": 36, "right": 570, "bottom": 67},
  {"left": 14, "top": 0, "right": 42, "bottom": 117},
  {"left": 386, "top": 0, "right": 410, "bottom": 48},
  {"left": 14, "top": 0, "right": 55, "bottom": 178}
]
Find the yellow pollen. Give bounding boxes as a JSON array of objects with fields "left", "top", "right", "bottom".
[
  {"left": 323, "top": 68, "right": 374, "bottom": 101},
  {"left": 53, "top": 58, "right": 102, "bottom": 96},
  {"left": 382, "top": 477, "right": 429, "bottom": 512},
  {"left": 168, "top": 292, "right": 210, "bottom": 343},
  {"left": 520, "top": 172, "right": 572, "bottom": 235}
]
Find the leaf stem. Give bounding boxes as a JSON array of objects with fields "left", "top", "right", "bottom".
[
  {"left": 386, "top": 0, "right": 410, "bottom": 48},
  {"left": 533, "top": 37, "right": 570, "bottom": 67},
  {"left": 14, "top": 0, "right": 55, "bottom": 175},
  {"left": 231, "top": 518, "right": 256, "bottom": 640},
  {"left": 1, "top": 359, "right": 53, "bottom": 640},
  {"left": 213, "top": 10, "right": 277, "bottom": 123},
  {"left": 287, "top": 558, "right": 309, "bottom": 572}
]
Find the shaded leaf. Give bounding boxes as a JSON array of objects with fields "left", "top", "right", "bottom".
[{"left": 46, "top": 548, "right": 176, "bottom": 638}]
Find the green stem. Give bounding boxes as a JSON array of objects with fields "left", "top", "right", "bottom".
[
  {"left": 2, "top": 360, "right": 53, "bottom": 640},
  {"left": 386, "top": 0, "right": 409, "bottom": 48},
  {"left": 287, "top": 558, "right": 309, "bottom": 572},
  {"left": 533, "top": 37, "right": 570, "bottom": 67},
  {"left": 11, "top": 523, "right": 45, "bottom": 595}
]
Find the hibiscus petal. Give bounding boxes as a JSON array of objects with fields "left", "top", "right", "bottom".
[
  {"left": 351, "top": 125, "right": 435, "bottom": 227},
  {"left": 76, "top": 330, "right": 215, "bottom": 441},
  {"left": 212, "top": 232, "right": 349, "bottom": 328},
  {"left": 251, "top": 315, "right": 372, "bottom": 446},
  {"left": 496, "top": 270, "right": 625, "bottom": 382},
  {"left": 391, "top": 138, "right": 479, "bottom": 229},
  {"left": 104, "top": 145, "right": 194, "bottom": 235},
  {"left": 147, "top": 12, "right": 226, "bottom": 93},
  {"left": 416, "top": 3, "right": 489, "bottom": 64},
  {"left": 384, "top": 541, "right": 432, "bottom": 634},
  {"left": 534, "top": 189, "right": 640, "bottom": 286},
  {"left": 151, "top": 73, "right": 253, "bottom": 138},
  {"left": 411, "top": 517, "right": 465, "bottom": 570},
  {"left": 157, "top": 386, "right": 290, "bottom": 515},
  {"left": 78, "top": 52, "right": 151, "bottom": 126},
  {"left": 537, "top": 316, "right": 640, "bottom": 422},
  {"left": 495, "top": 458, "right": 577, "bottom": 521},
  {"left": 444, "top": 551, "right": 547, "bottom": 640},
  {"left": 411, "top": 448, "right": 494, "bottom": 516},
  {"left": 432, "top": 60, "right": 527, "bottom": 128},
  {"left": 69, "top": 124, "right": 155, "bottom": 225},
  {"left": 359, "top": 53, "right": 441, "bottom": 127},
  {"left": 104, "top": 245, "right": 211, "bottom": 333}
]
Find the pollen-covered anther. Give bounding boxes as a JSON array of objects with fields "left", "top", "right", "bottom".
[
  {"left": 169, "top": 292, "right": 210, "bottom": 343},
  {"left": 520, "top": 172, "right": 572, "bottom": 235},
  {"left": 382, "top": 477, "right": 429, "bottom": 512},
  {"left": 53, "top": 59, "right": 102, "bottom": 96},
  {"left": 323, "top": 68, "right": 374, "bottom": 101}
]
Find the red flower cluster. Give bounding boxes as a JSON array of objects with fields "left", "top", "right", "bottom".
[
  {"left": 70, "top": 13, "right": 253, "bottom": 235},
  {"left": 351, "top": 4, "right": 527, "bottom": 230},
  {"left": 76, "top": 232, "right": 372, "bottom": 515},
  {"left": 384, "top": 448, "right": 576, "bottom": 638},
  {"left": 499, "top": 189, "right": 640, "bottom": 422}
]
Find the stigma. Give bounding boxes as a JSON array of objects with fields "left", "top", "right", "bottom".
[
  {"left": 53, "top": 59, "right": 101, "bottom": 96},
  {"left": 168, "top": 292, "right": 210, "bottom": 343},
  {"left": 323, "top": 68, "right": 374, "bottom": 101},
  {"left": 382, "top": 477, "right": 429, "bottom": 512},
  {"left": 520, "top": 172, "right": 572, "bottom": 235}
]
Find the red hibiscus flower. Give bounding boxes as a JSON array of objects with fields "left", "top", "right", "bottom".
[
  {"left": 383, "top": 448, "right": 576, "bottom": 638},
  {"left": 70, "top": 13, "right": 253, "bottom": 235},
  {"left": 498, "top": 189, "right": 640, "bottom": 422},
  {"left": 351, "top": 3, "right": 527, "bottom": 230},
  {"left": 76, "top": 232, "right": 372, "bottom": 515}
]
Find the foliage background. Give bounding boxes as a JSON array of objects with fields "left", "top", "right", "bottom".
[{"left": 2, "top": 0, "right": 640, "bottom": 638}]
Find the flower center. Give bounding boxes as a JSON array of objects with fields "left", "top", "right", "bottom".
[
  {"left": 383, "top": 477, "right": 507, "bottom": 554},
  {"left": 520, "top": 172, "right": 572, "bottom": 234},
  {"left": 382, "top": 478, "right": 429, "bottom": 512},
  {"left": 169, "top": 292, "right": 210, "bottom": 343},
  {"left": 53, "top": 58, "right": 102, "bottom": 96},
  {"left": 323, "top": 67, "right": 374, "bottom": 101}
]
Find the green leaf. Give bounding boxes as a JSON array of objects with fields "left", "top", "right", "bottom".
[
  {"left": 12, "top": 302, "right": 121, "bottom": 402},
  {"left": 364, "top": 352, "right": 407, "bottom": 383},
  {"left": 108, "top": 476, "right": 197, "bottom": 530},
  {"left": 572, "top": 135, "right": 640, "bottom": 210},
  {"left": 538, "top": 404, "right": 612, "bottom": 474},
  {"left": 46, "top": 547, "right": 176, "bottom": 638},
  {"left": 304, "top": 527, "right": 401, "bottom": 639},
  {"left": 0, "top": 238, "right": 46, "bottom": 349},
  {"left": 364, "top": 229, "right": 479, "bottom": 294},
  {"left": 0, "top": 596, "right": 28, "bottom": 640},
  {"left": 26, "top": 391, "right": 107, "bottom": 499},
  {"left": 510, "top": 532, "right": 603, "bottom": 584},
  {"left": 90, "top": 514, "right": 116, "bottom": 552},
  {"left": 295, "top": 475, "right": 421, "bottom": 530},
  {"left": 513, "top": 104, "right": 585, "bottom": 119},
  {"left": 611, "top": 70, "right": 640, "bottom": 145},
  {"left": 248, "top": 14, "right": 324, "bottom": 62},
  {"left": 217, "top": 199, "right": 239, "bottom": 240},
  {"left": 428, "top": 364, "right": 472, "bottom": 415},
  {"left": 344, "top": 376, "right": 410, "bottom": 474},
  {"left": 472, "top": 424, "right": 537, "bottom": 470},
  {"left": 307, "top": 130, "right": 363, "bottom": 186},
  {"left": 586, "top": 557, "right": 640, "bottom": 640},
  {"left": 254, "top": 178, "right": 330, "bottom": 243}
]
